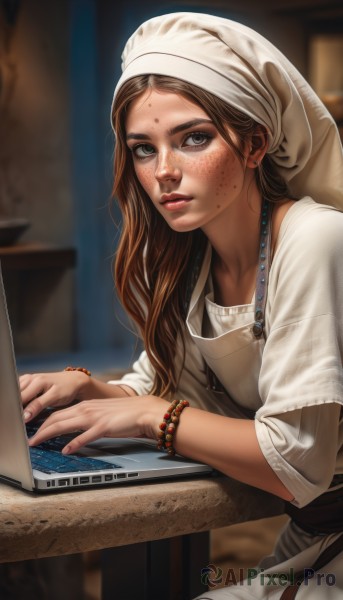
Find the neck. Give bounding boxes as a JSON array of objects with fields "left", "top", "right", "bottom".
[{"left": 204, "top": 194, "right": 263, "bottom": 280}]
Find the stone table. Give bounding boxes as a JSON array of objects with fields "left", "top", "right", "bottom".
[{"left": 0, "top": 476, "right": 284, "bottom": 598}]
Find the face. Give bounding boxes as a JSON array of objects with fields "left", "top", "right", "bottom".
[{"left": 125, "top": 89, "right": 252, "bottom": 234}]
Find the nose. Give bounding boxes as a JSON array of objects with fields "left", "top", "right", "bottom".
[{"left": 155, "top": 150, "right": 181, "bottom": 183}]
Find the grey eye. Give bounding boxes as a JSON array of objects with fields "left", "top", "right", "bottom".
[
  {"left": 184, "top": 133, "right": 211, "bottom": 146},
  {"left": 134, "top": 144, "right": 155, "bottom": 158}
]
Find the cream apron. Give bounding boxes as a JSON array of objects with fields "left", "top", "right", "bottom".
[
  {"left": 186, "top": 244, "right": 343, "bottom": 599},
  {"left": 186, "top": 242, "right": 265, "bottom": 416}
]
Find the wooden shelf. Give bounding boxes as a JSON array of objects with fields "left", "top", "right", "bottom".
[{"left": 0, "top": 243, "right": 76, "bottom": 270}]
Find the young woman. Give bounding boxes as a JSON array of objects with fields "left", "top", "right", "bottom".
[{"left": 21, "top": 12, "right": 342, "bottom": 599}]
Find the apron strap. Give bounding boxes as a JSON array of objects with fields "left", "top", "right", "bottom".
[
  {"left": 252, "top": 199, "right": 273, "bottom": 338},
  {"left": 205, "top": 199, "right": 273, "bottom": 394},
  {"left": 279, "top": 533, "right": 343, "bottom": 600}
]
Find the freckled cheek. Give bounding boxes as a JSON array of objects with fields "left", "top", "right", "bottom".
[
  {"left": 134, "top": 165, "right": 155, "bottom": 194},
  {"left": 192, "top": 153, "right": 239, "bottom": 192}
]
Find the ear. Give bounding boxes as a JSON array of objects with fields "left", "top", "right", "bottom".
[{"left": 246, "top": 126, "right": 269, "bottom": 168}]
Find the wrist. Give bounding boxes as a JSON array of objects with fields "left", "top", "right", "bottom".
[
  {"left": 139, "top": 396, "right": 169, "bottom": 441},
  {"left": 71, "top": 370, "right": 94, "bottom": 400},
  {"left": 64, "top": 366, "right": 92, "bottom": 400}
]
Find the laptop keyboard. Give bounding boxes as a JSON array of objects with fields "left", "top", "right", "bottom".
[{"left": 26, "top": 425, "right": 121, "bottom": 474}]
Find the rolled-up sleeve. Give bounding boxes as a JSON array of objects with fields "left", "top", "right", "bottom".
[
  {"left": 255, "top": 404, "right": 342, "bottom": 507},
  {"left": 108, "top": 350, "right": 155, "bottom": 395},
  {"left": 256, "top": 202, "right": 343, "bottom": 507}
]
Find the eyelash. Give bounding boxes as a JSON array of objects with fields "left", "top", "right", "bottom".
[
  {"left": 184, "top": 131, "right": 212, "bottom": 148},
  {"left": 131, "top": 131, "right": 213, "bottom": 160}
]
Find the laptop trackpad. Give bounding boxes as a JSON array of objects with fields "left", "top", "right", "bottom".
[
  {"left": 80, "top": 438, "right": 195, "bottom": 465},
  {"left": 78, "top": 438, "right": 167, "bottom": 466}
]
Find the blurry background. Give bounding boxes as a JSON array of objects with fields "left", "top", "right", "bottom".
[
  {"left": 0, "top": 0, "right": 342, "bottom": 376},
  {"left": 0, "top": 1, "right": 342, "bottom": 599}
]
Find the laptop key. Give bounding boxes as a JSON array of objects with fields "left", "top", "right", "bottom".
[
  {"left": 29, "top": 446, "right": 121, "bottom": 474},
  {"left": 26, "top": 423, "right": 121, "bottom": 473}
]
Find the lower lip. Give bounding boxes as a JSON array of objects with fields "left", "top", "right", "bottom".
[{"left": 162, "top": 198, "right": 192, "bottom": 211}]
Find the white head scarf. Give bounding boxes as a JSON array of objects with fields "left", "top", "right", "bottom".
[{"left": 112, "top": 12, "right": 342, "bottom": 208}]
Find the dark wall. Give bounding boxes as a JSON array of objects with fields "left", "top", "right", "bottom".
[{"left": 1, "top": 0, "right": 341, "bottom": 358}]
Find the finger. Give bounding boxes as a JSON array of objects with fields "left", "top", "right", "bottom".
[
  {"left": 20, "top": 377, "right": 47, "bottom": 406},
  {"left": 23, "top": 397, "right": 46, "bottom": 422},
  {"left": 22, "top": 387, "right": 59, "bottom": 421},
  {"left": 19, "top": 374, "right": 33, "bottom": 392},
  {"left": 28, "top": 416, "right": 84, "bottom": 446},
  {"left": 62, "top": 427, "right": 102, "bottom": 455}
]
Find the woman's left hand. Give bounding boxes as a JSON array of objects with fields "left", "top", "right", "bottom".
[{"left": 28, "top": 395, "right": 170, "bottom": 454}]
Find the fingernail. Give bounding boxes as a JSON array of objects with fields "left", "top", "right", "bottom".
[
  {"left": 23, "top": 411, "right": 31, "bottom": 421},
  {"left": 62, "top": 445, "right": 71, "bottom": 455}
]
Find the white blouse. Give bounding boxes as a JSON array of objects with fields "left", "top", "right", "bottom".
[{"left": 111, "top": 197, "right": 343, "bottom": 508}]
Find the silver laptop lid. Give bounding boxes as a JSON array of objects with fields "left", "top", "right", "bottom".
[
  {"left": 0, "top": 264, "right": 35, "bottom": 491},
  {"left": 0, "top": 264, "right": 213, "bottom": 493}
]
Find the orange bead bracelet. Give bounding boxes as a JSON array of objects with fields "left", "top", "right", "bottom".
[
  {"left": 64, "top": 366, "right": 91, "bottom": 377},
  {"left": 157, "top": 399, "right": 189, "bottom": 456}
]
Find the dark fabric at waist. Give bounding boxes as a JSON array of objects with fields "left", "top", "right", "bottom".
[{"left": 285, "top": 485, "right": 343, "bottom": 535}]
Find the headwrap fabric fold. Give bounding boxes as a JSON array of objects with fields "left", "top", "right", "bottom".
[{"left": 112, "top": 12, "right": 342, "bottom": 208}]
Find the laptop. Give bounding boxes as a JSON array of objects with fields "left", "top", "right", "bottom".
[{"left": 0, "top": 264, "right": 213, "bottom": 493}]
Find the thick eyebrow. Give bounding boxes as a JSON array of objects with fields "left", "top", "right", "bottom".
[{"left": 126, "top": 118, "right": 213, "bottom": 141}]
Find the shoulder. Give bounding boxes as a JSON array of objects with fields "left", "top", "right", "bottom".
[
  {"left": 267, "top": 198, "right": 343, "bottom": 326},
  {"left": 276, "top": 197, "right": 343, "bottom": 262}
]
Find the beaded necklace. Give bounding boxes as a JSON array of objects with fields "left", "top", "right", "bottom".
[{"left": 252, "top": 198, "right": 273, "bottom": 338}]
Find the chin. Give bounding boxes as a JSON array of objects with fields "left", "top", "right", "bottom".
[
  {"left": 167, "top": 222, "right": 200, "bottom": 233},
  {"left": 164, "top": 216, "right": 203, "bottom": 233}
]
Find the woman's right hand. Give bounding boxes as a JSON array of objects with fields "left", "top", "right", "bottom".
[{"left": 19, "top": 370, "right": 91, "bottom": 423}]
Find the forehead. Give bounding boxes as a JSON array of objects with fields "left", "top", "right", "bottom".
[{"left": 125, "top": 89, "right": 209, "bottom": 130}]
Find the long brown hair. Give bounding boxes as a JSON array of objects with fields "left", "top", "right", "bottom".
[{"left": 111, "top": 75, "right": 293, "bottom": 397}]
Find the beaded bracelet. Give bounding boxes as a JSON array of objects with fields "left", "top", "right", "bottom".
[
  {"left": 157, "top": 399, "right": 189, "bottom": 456},
  {"left": 157, "top": 399, "right": 179, "bottom": 451},
  {"left": 64, "top": 366, "right": 91, "bottom": 377}
]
